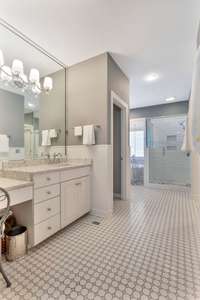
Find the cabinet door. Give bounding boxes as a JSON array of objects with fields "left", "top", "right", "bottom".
[
  {"left": 78, "top": 176, "right": 91, "bottom": 215},
  {"left": 61, "top": 176, "right": 91, "bottom": 228},
  {"left": 61, "top": 180, "right": 78, "bottom": 228}
]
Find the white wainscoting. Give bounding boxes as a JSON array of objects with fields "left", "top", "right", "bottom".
[
  {"left": 0, "top": 147, "right": 25, "bottom": 162},
  {"left": 67, "top": 145, "right": 113, "bottom": 217},
  {"left": 39, "top": 146, "right": 66, "bottom": 157}
]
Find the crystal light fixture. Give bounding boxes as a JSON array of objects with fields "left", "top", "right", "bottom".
[
  {"left": 43, "top": 77, "right": 53, "bottom": 93},
  {"left": 0, "top": 49, "right": 53, "bottom": 97},
  {"left": 0, "top": 49, "right": 4, "bottom": 67},
  {"left": 1, "top": 66, "right": 12, "bottom": 82},
  {"left": 12, "top": 59, "right": 24, "bottom": 75},
  {"left": 29, "top": 68, "right": 40, "bottom": 84}
]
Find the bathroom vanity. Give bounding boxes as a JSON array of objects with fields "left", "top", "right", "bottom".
[
  {"left": 0, "top": 161, "right": 91, "bottom": 247},
  {"left": 0, "top": 21, "right": 92, "bottom": 249}
]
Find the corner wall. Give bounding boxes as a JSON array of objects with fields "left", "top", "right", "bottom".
[{"left": 67, "top": 53, "right": 129, "bottom": 217}]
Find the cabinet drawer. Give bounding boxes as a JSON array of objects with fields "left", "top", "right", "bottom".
[
  {"left": 34, "top": 184, "right": 60, "bottom": 204},
  {"left": 34, "top": 196, "right": 60, "bottom": 224},
  {"left": 34, "top": 214, "right": 60, "bottom": 245},
  {"left": 34, "top": 172, "right": 60, "bottom": 188},
  {"left": 60, "top": 166, "right": 90, "bottom": 182}
]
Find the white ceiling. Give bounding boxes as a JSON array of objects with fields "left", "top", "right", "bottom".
[{"left": 0, "top": 0, "right": 199, "bottom": 108}]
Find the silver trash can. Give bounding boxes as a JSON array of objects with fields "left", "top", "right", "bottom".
[{"left": 6, "top": 226, "right": 27, "bottom": 261}]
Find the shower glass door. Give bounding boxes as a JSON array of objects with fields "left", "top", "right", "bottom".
[{"left": 147, "top": 115, "right": 190, "bottom": 186}]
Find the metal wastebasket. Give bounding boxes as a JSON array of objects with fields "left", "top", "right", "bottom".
[{"left": 6, "top": 226, "right": 27, "bottom": 261}]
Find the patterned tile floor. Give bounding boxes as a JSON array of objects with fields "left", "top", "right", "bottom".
[{"left": 0, "top": 186, "right": 200, "bottom": 300}]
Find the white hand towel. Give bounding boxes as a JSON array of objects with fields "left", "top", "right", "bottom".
[
  {"left": 83, "top": 125, "right": 95, "bottom": 145},
  {"left": 74, "top": 126, "right": 82, "bottom": 137},
  {"left": 0, "top": 135, "right": 9, "bottom": 153},
  {"left": 41, "top": 130, "right": 51, "bottom": 146},
  {"left": 49, "top": 129, "right": 58, "bottom": 139},
  {"left": 186, "top": 46, "right": 200, "bottom": 153}
]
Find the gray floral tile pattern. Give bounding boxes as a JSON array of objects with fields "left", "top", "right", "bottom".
[{"left": 0, "top": 186, "right": 200, "bottom": 299}]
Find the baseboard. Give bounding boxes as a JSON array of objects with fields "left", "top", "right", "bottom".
[
  {"left": 145, "top": 183, "right": 190, "bottom": 191},
  {"left": 192, "top": 193, "right": 200, "bottom": 202},
  {"left": 114, "top": 193, "right": 121, "bottom": 199}
]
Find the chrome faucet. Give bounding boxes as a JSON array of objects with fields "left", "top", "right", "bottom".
[
  {"left": 44, "top": 153, "right": 51, "bottom": 162},
  {"left": 53, "top": 152, "right": 62, "bottom": 163}
]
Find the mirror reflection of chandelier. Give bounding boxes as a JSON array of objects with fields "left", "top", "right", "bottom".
[{"left": 0, "top": 49, "right": 53, "bottom": 97}]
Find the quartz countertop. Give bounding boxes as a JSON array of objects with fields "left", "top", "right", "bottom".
[{"left": 0, "top": 177, "right": 33, "bottom": 191}]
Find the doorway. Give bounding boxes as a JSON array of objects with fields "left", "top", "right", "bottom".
[
  {"left": 111, "top": 91, "right": 129, "bottom": 201},
  {"left": 113, "top": 104, "right": 122, "bottom": 199}
]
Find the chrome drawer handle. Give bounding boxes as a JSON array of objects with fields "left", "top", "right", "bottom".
[
  {"left": 47, "top": 207, "right": 52, "bottom": 212},
  {"left": 47, "top": 226, "right": 52, "bottom": 230},
  {"left": 46, "top": 177, "right": 51, "bottom": 181},
  {"left": 46, "top": 191, "right": 51, "bottom": 195}
]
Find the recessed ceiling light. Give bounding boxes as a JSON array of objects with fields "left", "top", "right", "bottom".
[
  {"left": 144, "top": 73, "right": 159, "bottom": 82},
  {"left": 166, "top": 97, "right": 176, "bottom": 102}
]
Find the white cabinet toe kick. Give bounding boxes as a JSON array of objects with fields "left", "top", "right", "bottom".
[{"left": 33, "top": 166, "right": 91, "bottom": 246}]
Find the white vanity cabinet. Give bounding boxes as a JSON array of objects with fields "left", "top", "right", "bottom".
[
  {"left": 61, "top": 176, "right": 90, "bottom": 228},
  {"left": 32, "top": 166, "right": 91, "bottom": 245}
]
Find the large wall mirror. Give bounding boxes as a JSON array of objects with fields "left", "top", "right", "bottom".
[{"left": 0, "top": 20, "right": 67, "bottom": 160}]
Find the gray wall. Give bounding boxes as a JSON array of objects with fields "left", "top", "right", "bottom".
[
  {"left": 68, "top": 53, "right": 108, "bottom": 145},
  {"left": 107, "top": 54, "right": 129, "bottom": 143},
  {"left": 0, "top": 89, "right": 24, "bottom": 147},
  {"left": 130, "top": 101, "right": 189, "bottom": 119},
  {"left": 67, "top": 53, "right": 129, "bottom": 145},
  {"left": 108, "top": 54, "right": 129, "bottom": 104},
  {"left": 40, "top": 69, "right": 66, "bottom": 146}
]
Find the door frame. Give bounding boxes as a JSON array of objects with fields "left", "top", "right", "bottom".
[{"left": 111, "top": 91, "right": 129, "bottom": 201}]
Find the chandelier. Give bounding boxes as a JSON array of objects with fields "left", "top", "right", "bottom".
[{"left": 0, "top": 49, "right": 53, "bottom": 97}]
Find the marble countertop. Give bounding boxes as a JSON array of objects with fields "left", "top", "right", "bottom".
[
  {"left": 0, "top": 177, "right": 33, "bottom": 191},
  {"left": 1, "top": 160, "right": 92, "bottom": 182}
]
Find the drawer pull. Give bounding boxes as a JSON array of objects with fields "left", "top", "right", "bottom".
[
  {"left": 47, "top": 207, "right": 52, "bottom": 212},
  {"left": 75, "top": 182, "right": 81, "bottom": 186},
  {"left": 46, "top": 191, "right": 51, "bottom": 195},
  {"left": 46, "top": 177, "right": 51, "bottom": 181},
  {"left": 47, "top": 226, "right": 52, "bottom": 230}
]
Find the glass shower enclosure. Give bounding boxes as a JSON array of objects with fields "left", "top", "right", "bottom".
[{"left": 146, "top": 115, "right": 191, "bottom": 186}]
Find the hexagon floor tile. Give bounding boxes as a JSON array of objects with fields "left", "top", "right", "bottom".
[{"left": 0, "top": 186, "right": 200, "bottom": 300}]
